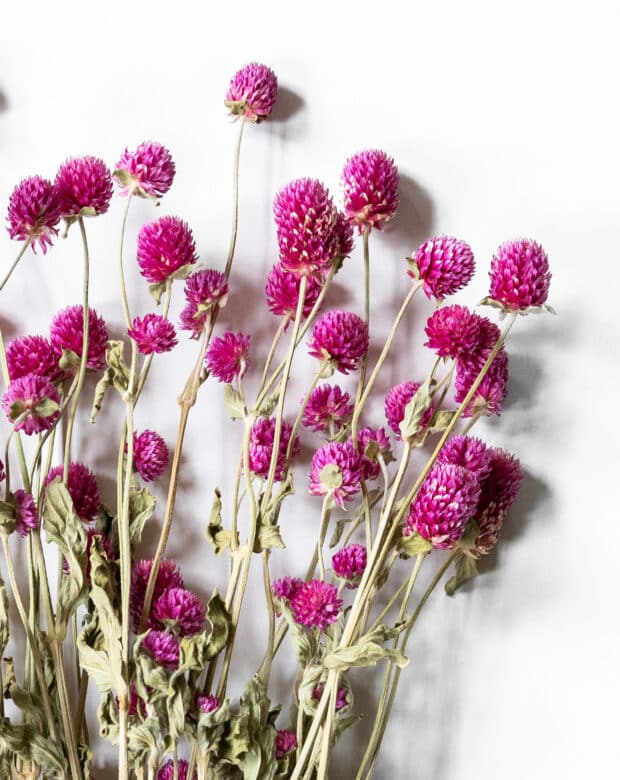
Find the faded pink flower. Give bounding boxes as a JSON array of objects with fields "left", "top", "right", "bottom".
[
  {"left": 332, "top": 544, "right": 367, "bottom": 586},
  {"left": 355, "top": 427, "right": 391, "bottom": 481},
  {"left": 130, "top": 559, "right": 184, "bottom": 631},
  {"left": 2, "top": 374, "right": 60, "bottom": 435},
  {"left": 50, "top": 305, "right": 109, "bottom": 371},
  {"left": 312, "top": 684, "right": 349, "bottom": 710},
  {"left": 308, "top": 309, "right": 369, "bottom": 374},
  {"left": 132, "top": 430, "right": 169, "bottom": 482},
  {"left": 14, "top": 490, "right": 38, "bottom": 537},
  {"left": 114, "top": 141, "right": 176, "bottom": 198},
  {"left": 142, "top": 630, "right": 179, "bottom": 670},
  {"left": 6, "top": 335, "right": 58, "bottom": 381},
  {"left": 489, "top": 238, "right": 551, "bottom": 310},
  {"left": 437, "top": 436, "right": 491, "bottom": 481},
  {"left": 153, "top": 587, "right": 205, "bottom": 636},
  {"left": 205, "top": 331, "right": 250, "bottom": 384},
  {"left": 301, "top": 384, "right": 353, "bottom": 433},
  {"left": 265, "top": 263, "right": 321, "bottom": 321},
  {"left": 332, "top": 211, "right": 355, "bottom": 258},
  {"left": 248, "top": 417, "right": 299, "bottom": 481},
  {"left": 272, "top": 576, "right": 304, "bottom": 602},
  {"left": 309, "top": 441, "right": 364, "bottom": 508},
  {"left": 410, "top": 235, "right": 475, "bottom": 300},
  {"left": 384, "top": 381, "right": 434, "bottom": 440},
  {"left": 226, "top": 63, "right": 278, "bottom": 122},
  {"left": 275, "top": 729, "right": 297, "bottom": 760},
  {"left": 424, "top": 305, "right": 484, "bottom": 359},
  {"left": 55, "top": 156, "right": 113, "bottom": 217},
  {"left": 291, "top": 580, "right": 342, "bottom": 630},
  {"left": 137, "top": 216, "right": 198, "bottom": 284},
  {"left": 184, "top": 269, "right": 229, "bottom": 306},
  {"left": 157, "top": 759, "right": 193, "bottom": 780},
  {"left": 341, "top": 149, "right": 399, "bottom": 232},
  {"left": 6, "top": 176, "right": 61, "bottom": 253},
  {"left": 45, "top": 462, "right": 100, "bottom": 522},
  {"left": 128, "top": 314, "right": 178, "bottom": 355},
  {"left": 454, "top": 349, "right": 509, "bottom": 417},
  {"left": 196, "top": 694, "right": 221, "bottom": 715}
]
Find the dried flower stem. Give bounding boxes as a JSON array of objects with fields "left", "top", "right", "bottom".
[
  {"left": 352, "top": 226, "right": 371, "bottom": 446},
  {"left": 317, "top": 495, "right": 332, "bottom": 580},
  {"left": 118, "top": 188, "right": 135, "bottom": 329},
  {"left": 258, "top": 314, "right": 290, "bottom": 393},
  {"left": 224, "top": 117, "right": 246, "bottom": 279}
]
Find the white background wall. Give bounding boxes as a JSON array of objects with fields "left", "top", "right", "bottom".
[{"left": 1, "top": 1, "right": 618, "bottom": 778}]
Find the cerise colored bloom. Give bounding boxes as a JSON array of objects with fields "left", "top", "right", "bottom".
[
  {"left": 6, "top": 176, "right": 61, "bottom": 253},
  {"left": 384, "top": 381, "right": 434, "bottom": 440},
  {"left": 45, "top": 462, "right": 100, "bottom": 522},
  {"left": 341, "top": 149, "right": 399, "bottom": 232},
  {"left": 2, "top": 374, "right": 60, "bottom": 435},
  {"left": 196, "top": 694, "right": 221, "bottom": 715},
  {"left": 355, "top": 427, "right": 391, "bottom": 481},
  {"left": 410, "top": 235, "right": 475, "bottom": 300},
  {"left": 275, "top": 729, "right": 297, "bottom": 760},
  {"left": 248, "top": 417, "right": 299, "bottom": 481},
  {"left": 272, "top": 576, "right": 304, "bottom": 602},
  {"left": 308, "top": 310, "right": 369, "bottom": 374},
  {"left": 309, "top": 441, "right": 364, "bottom": 508},
  {"left": 142, "top": 630, "right": 179, "bottom": 670},
  {"left": 226, "top": 63, "right": 278, "bottom": 122},
  {"left": 205, "top": 331, "right": 251, "bottom": 383},
  {"left": 136, "top": 216, "right": 198, "bottom": 284},
  {"left": 128, "top": 314, "right": 178, "bottom": 355},
  {"left": 437, "top": 435, "right": 491, "bottom": 481},
  {"left": 489, "top": 238, "right": 551, "bottom": 310},
  {"left": 291, "top": 579, "right": 342, "bottom": 630},
  {"left": 132, "top": 430, "right": 169, "bottom": 482},
  {"left": 130, "top": 559, "right": 184, "bottom": 630},
  {"left": 14, "top": 490, "right": 38, "bottom": 538},
  {"left": 50, "top": 305, "right": 109, "bottom": 371},
  {"left": 184, "top": 269, "right": 229, "bottom": 306},
  {"left": 265, "top": 263, "right": 321, "bottom": 322},
  {"left": 301, "top": 384, "right": 353, "bottom": 433},
  {"left": 312, "top": 684, "right": 349, "bottom": 710},
  {"left": 404, "top": 463, "right": 481, "bottom": 549},
  {"left": 333, "top": 211, "right": 355, "bottom": 258},
  {"left": 114, "top": 141, "right": 176, "bottom": 199},
  {"left": 153, "top": 587, "right": 205, "bottom": 636},
  {"left": 332, "top": 544, "right": 367, "bottom": 586},
  {"left": 6, "top": 335, "right": 58, "bottom": 381},
  {"left": 157, "top": 759, "right": 194, "bottom": 780},
  {"left": 454, "top": 348, "right": 509, "bottom": 417},
  {"left": 424, "top": 305, "right": 484, "bottom": 359},
  {"left": 55, "top": 156, "right": 113, "bottom": 216}
]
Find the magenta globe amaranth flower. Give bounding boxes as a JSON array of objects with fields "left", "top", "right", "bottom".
[
  {"left": 291, "top": 579, "right": 342, "bottom": 630},
  {"left": 332, "top": 544, "right": 367, "bottom": 586},
  {"left": 355, "top": 427, "right": 391, "bottom": 481},
  {"left": 157, "top": 759, "right": 194, "bottom": 780},
  {"left": 50, "top": 305, "right": 109, "bottom": 371},
  {"left": 454, "top": 348, "right": 509, "bottom": 417},
  {"left": 2, "top": 374, "right": 60, "bottom": 435},
  {"left": 6, "top": 335, "right": 58, "bottom": 381},
  {"left": 302, "top": 383, "right": 353, "bottom": 433},
  {"left": 130, "top": 558, "right": 184, "bottom": 630},
  {"left": 265, "top": 263, "right": 321, "bottom": 322},
  {"left": 14, "top": 490, "right": 38, "bottom": 537},
  {"left": 308, "top": 310, "right": 369, "bottom": 375},
  {"left": 128, "top": 313, "right": 177, "bottom": 355},
  {"left": 196, "top": 694, "right": 221, "bottom": 715},
  {"left": 272, "top": 576, "right": 304, "bottom": 603},
  {"left": 424, "top": 305, "right": 484, "bottom": 359},
  {"left": 489, "top": 238, "right": 551, "bottom": 310},
  {"left": 332, "top": 210, "right": 355, "bottom": 258},
  {"left": 205, "top": 331, "right": 251, "bottom": 384},
  {"left": 410, "top": 235, "right": 475, "bottom": 300},
  {"left": 248, "top": 417, "right": 299, "bottom": 481},
  {"left": 312, "top": 684, "right": 349, "bottom": 710},
  {"left": 153, "top": 587, "right": 205, "bottom": 636},
  {"left": 132, "top": 429, "right": 169, "bottom": 482},
  {"left": 180, "top": 269, "right": 229, "bottom": 338},
  {"left": 275, "top": 729, "right": 297, "bottom": 760},
  {"left": 384, "top": 381, "right": 434, "bottom": 440},
  {"left": 142, "top": 630, "right": 179, "bottom": 670},
  {"left": 309, "top": 441, "right": 364, "bottom": 508},
  {"left": 45, "top": 462, "right": 100, "bottom": 522},
  {"left": 341, "top": 149, "right": 399, "bottom": 232},
  {"left": 114, "top": 141, "right": 176, "bottom": 199},
  {"left": 137, "top": 216, "right": 198, "bottom": 284},
  {"left": 437, "top": 435, "right": 491, "bottom": 481},
  {"left": 55, "top": 156, "right": 113, "bottom": 217},
  {"left": 6, "top": 176, "right": 61, "bottom": 253},
  {"left": 226, "top": 62, "right": 278, "bottom": 122}
]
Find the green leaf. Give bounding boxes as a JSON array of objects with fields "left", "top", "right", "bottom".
[
  {"left": 278, "top": 602, "right": 316, "bottom": 667},
  {"left": 97, "top": 689, "right": 120, "bottom": 745},
  {"left": 224, "top": 385, "right": 246, "bottom": 420},
  {"left": 0, "top": 500, "right": 16, "bottom": 536},
  {"left": 2, "top": 658, "right": 43, "bottom": 728},
  {"left": 112, "top": 168, "right": 135, "bottom": 188},
  {"left": 319, "top": 464, "right": 343, "bottom": 491},
  {"left": 34, "top": 396, "right": 60, "bottom": 418},
  {"left": 171, "top": 262, "right": 199, "bottom": 281},
  {"left": 455, "top": 520, "right": 481, "bottom": 552},
  {"left": 445, "top": 555, "right": 479, "bottom": 596},
  {"left": 149, "top": 282, "right": 167, "bottom": 305},
  {"left": 398, "top": 532, "right": 432, "bottom": 558},
  {"left": 296, "top": 664, "right": 323, "bottom": 715},
  {"left": 128, "top": 487, "right": 157, "bottom": 544},
  {"left": 399, "top": 375, "right": 433, "bottom": 441},
  {"left": 205, "top": 590, "right": 232, "bottom": 661},
  {"left": 405, "top": 256, "right": 420, "bottom": 279},
  {"left": 206, "top": 488, "right": 239, "bottom": 555},
  {"left": 0, "top": 717, "right": 66, "bottom": 772},
  {"left": 91, "top": 368, "right": 113, "bottom": 422},
  {"left": 127, "top": 716, "right": 166, "bottom": 767},
  {"left": 427, "top": 409, "right": 457, "bottom": 434},
  {"left": 256, "top": 392, "right": 279, "bottom": 418},
  {"left": 254, "top": 520, "right": 285, "bottom": 553},
  {"left": 197, "top": 698, "right": 232, "bottom": 756},
  {"left": 328, "top": 516, "right": 351, "bottom": 548},
  {"left": 59, "top": 348, "right": 80, "bottom": 371},
  {"left": 323, "top": 624, "right": 409, "bottom": 671}
]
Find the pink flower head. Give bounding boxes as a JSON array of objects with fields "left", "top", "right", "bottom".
[
  {"left": 196, "top": 694, "right": 221, "bottom": 715},
  {"left": 355, "top": 427, "right": 391, "bottom": 481},
  {"left": 50, "top": 305, "right": 109, "bottom": 371},
  {"left": 312, "top": 684, "right": 349, "bottom": 710},
  {"left": 384, "top": 381, "right": 434, "bottom": 440},
  {"left": 55, "top": 156, "right": 113, "bottom": 217},
  {"left": 132, "top": 430, "right": 169, "bottom": 482},
  {"left": 478, "top": 447, "right": 524, "bottom": 515},
  {"left": 114, "top": 141, "right": 176, "bottom": 199},
  {"left": 45, "top": 462, "right": 100, "bottom": 522},
  {"left": 454, "top": 348, "right": 509, "bottom": 417},
  {"left": 333, "top": 211, "right": 355, "bottom": 258},
  {"left": 302, "top": 384, "right": 353, "bottom": 433},
  {"left": 265, "top": 263, "right": 321, "bottom": 321},
  {"left": 273, "top": 179, "right": 338, "bottom": 276},
  {"left": 157, "top": 760, "right": 194, "bottom": 780},
  {"left": 291, "top": 579, "right": 342, "bottom": 630},
  {"left": 128, "top": 314, "right": 177, "bottom": 355},
  {"left": 424, "top": 305, "right": 484, "bottom": 359},
  {"left": 341, "top": 149, "right": 399, "bottom": 232},
  {"left": 6, "top": 176, "right": 61, "bottom": 253},
  {"left": 410, "top": 235, "right": 475, "bottom": 301},
  {"left": 332, "top": 543, "right": 367, "bottom": 586},
  {"left": 309, "top": 441, "right": 364, "bottom": 508},
  {"left": 225, "top": 62, "right": 278, "bottom": 122},
  {"left": 275, "top": 729, "right": 297, "bottom": 760},
  {"left": 136, "top": 216, "right": 198, "bottom": 284},
  {"left": 153, "top": 587, "right": 205, "bottom": 636},
  {"left": 6, "top": 335, "right": 58, "bottom": 382},
  {"left": 130, "top": 558, "right": 184, "bottom": 631},
  {"left": 404, "top": 463, "right": 481, "bottom": 549},
  {"left": 143, "top": 630, "right": 179, "bottom": 670},
  {"left": 437, "top": 435, "right": 491, "bottom": 481},
  {"left": 14, "top": 490, "right": 38, "bottom": 537},
  {"left": 248, "top": 417, "right": 299, "bottom": 481},
  {"left": 489, "top": 238, "right": 551, "bottom": 310},
  {"left": 2, "top": 374, "right": 60, "bottom": 435},
  {"left": 184, "top": 269, "right": 229, "bottom": 307},
  {"left": 272, "top": 576, "right": 304, "bottom": 602},
  {"left": 205, "top": 331, "right": 250, "bottom": 384},
  {"left": 308, "top": 309, "right": 369, "bottom": 374}
]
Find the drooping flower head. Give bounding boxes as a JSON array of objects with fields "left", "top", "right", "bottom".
[
  {"left": 424, "top": 305, "right": 484, "bottom": 359},
  {"left": 248, "top": 417, "right": 299, "bottom": 481},
  {"left": 137, "top": 216, "right": 198, "bottom": 284},
  {"left": 114, "top": 141, "right": 176, "bottom": 199},
  {"left": 6, "top": 176, "right": 61, "bottom": 253},
  {"left": 354, "top": 427, "right": 392, "bottom": 481},
  {"left": 128, "top": 314, "right": 178, "bottom": 355},
  {"left": 132, "top": 430, "right": 169, "bottom": 482},
  {"left": 332, "top": 544, "right": 367, "bottom": 587},
  {"left": 2, "top": 374, "right": 60, "bottom": 435},
  {"left": 225, "top": 63, "right": 278, "bottom": 122},
  {"left": 6, "top": 335, "right": 58, "bottom": 381},
  {"left": 410, "top": 235, "right": 475, "bottom": 300},
  {"left": 312, "top": 684, "right": 349, "bottom": 710},
  {"left": 196, "top": 694, "right": 221, "bottom": 715},
  {"left": 384, "top": 381, "right": 434, "bottom": 440},
  {"left": 142, "top": 630, "right": 179, "bottom": 670},
  {"left": 14, "top": 490, "right": 38, "bottom": 537},
  {"left": 265, "top": 263, "right": 321, "bottom": 322},
  {"left": 157, "top": 759, "right": 194, "bottom": 780},
  {"left": 205, "top": 332, "right": 251, "bottom": 384},
  {"left": 437, "top": 435, "right": 491, "bottom": 481},
  {"left": 454, "top": 349, "right": 509, "bottom": 417},
  {"left": 130, "top": 559, "right": 184, "bottom": 630},
  {"left": 275, "top": 729, "right": 298, "bottom": 760},
  {"left": 45, "top": 462, "right": 100, "bottom": 522},
  {"left": 301, "top": 384, "right": 353, "bottom": 433},
  {"left": 332, "top": 211, "right": 355, "bottom": 258},
  {"left": 55, "top": 156, "right": 113, "bottom": 217},
  {"left": 404, "top": 463, "right": 481, "bottom": 549},
  {"left": 153, "top": 587, "right": 205, "bottom": 636},
  {"left": 309, "top": 441, "right": 364, "bottom": 508},
  {"left": 308, "top": 310, "right": 369, "bottom": 374},
  {"left": 341, "top": 149, "right": 399, "bottom": 232},
  {"left": 50, "top": 305, "right": 109, "bottom": 371},
  {"left": 489, "top": 238, "right": 551, "bottom": 310},
  {"left": 291, "top": 580, "right": 342, "bottom": 630}
]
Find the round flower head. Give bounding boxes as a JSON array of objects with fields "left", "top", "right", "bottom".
[
  {"left": 275, "top": 729, "right": 297, "bottom": 760},
  {"left": 50, "top": 305, "right": 109, "bottom": 371},
  {"left": 404, "top": 463, "right": 481, "bottom": 549},
  {"left": 136, "top": 216, "right": 198, "bottom": 284},
  {"left": 114, "top": 141, "right": 176, "bottom": 199},
  {"left": 472, "top": 509, "right": 505, "bottom": 558},
  {"left": 132, "top": 429, "right": 169, "bottom": 482},
  {"left": 410, "top": 235, "right": 475, "bottom": 300},
  {"left": 424, "top": 305, "right": 484, "bottom": 359},
  {"left": 184, "top": 269, "right": 229, "bottom": 307},
  {"left": 274, "top": 179, "right": 337, "bottom": 276},
  {"left": 196, "top": 694, "right": 221, "bottom": 715},
  {"left": 308, "top": 310, "right": 369, "bottom": 375},
  {"left": 128, "top": 314, "right": 177, "bottom": 355},
  {"left": 142, "top": 630, "right": 179, "bottom": 670},
  {"left": 6, "top": 335, "right": 58, "bottom": 381},
  {"left": 45, "top": 462, "right": 100, "bottom": 522},
  {"left": 332, "top": 210, "right": 355, "bottom": 258},
  {"left": 205, "top": 331, "right": 250, "bottom": 384},
  {"left": 489, "top": 238, "right": 551, "bottom": 310},
  {"left": 14, "top": 490, "right": 38, "bottom": 537},
  {"left": 130, "top": 558, "right": 184, "bottom": 630},
  {"left": 478, "top": 447, "right": 524, "bottom": 515},
  {"left": 272, "top": 576, "right": 304, "bottom": 603},
  {"left": 437, "top": 435, "right": 491, "bottom": 481},
  {"left": 355, "top": 427, "right": 391, "bottom": 481},
  {"left": 332, "top": 543, "right": 367, "bottom": 586},
  {"left": 153, "top": 587, "right": 205, "bottom": 636},
  {"left": 225, "top": 62, "right": 278, "bottom": 122},
  {"left": 55, "top": 156, "right": 113, "bottom": 217},
  {"left": 248, "top": 417, "right": 299, "bottom": 481},
  {"left": 301, "top": 384, "right": 353, "bottom": 433},
  {"left": 2, "top": 374, "right": 60, "bottom": 435},
  {"left": 291, "top": 580, "right": 343, "bottom": 630},
  {"left": 312, "top": 684, "right": 349, "bottom": 710},
  {"left": 6, "top": 176, "right": 61, "bottom": 253},
  {"left": 265, "top": 263, "right": 321, "bottom": 322},
  {"left": 384, "top": 381, "right": 434, "bottom": 440},
  {"left": 341, "top": 149, "right": 399, "bottom": 232},
  {"left": 157, "top": 759, "right": 194, "bottom": 780},
  {"left": 454, "top": 348, "right": 509, "bottom": 417},
  {"left": 309, "top": 441, "right": 364, "bottom": 508}
]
